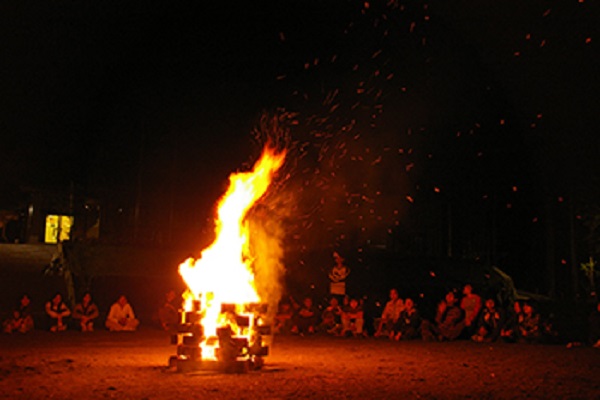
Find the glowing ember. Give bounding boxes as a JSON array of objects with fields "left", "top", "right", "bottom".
[{"left": 178, "top": 146, "right": 285, "bottom": 360}]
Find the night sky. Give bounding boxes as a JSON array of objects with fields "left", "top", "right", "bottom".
[{"left": 1, "top": 1, "right": 599, "bottom": 292}]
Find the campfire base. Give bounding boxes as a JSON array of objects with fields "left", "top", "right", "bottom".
[
  {"left": 168, "top": 302, "right": 270, "bottom": 374},
  {"left": 168, "top": 355, "right": 264, "bottom": 374}
]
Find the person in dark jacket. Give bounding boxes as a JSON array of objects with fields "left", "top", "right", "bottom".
[
  {"left": 45, "top": 293, "right": 71, "bottom": 332},
  {"left": 72, "top": 292, "right": 100, "bottom": 332},
  {"left": 393, "top": 298, "right": 421, "bottom": 340},
  {"left": 421, "top": 291, "right": 465, "bottom": 341}
]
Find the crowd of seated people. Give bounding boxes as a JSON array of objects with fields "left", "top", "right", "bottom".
[
  {"left": 2, "top": 292, "right": 140, "bottom": 333},
  {"left": 272, "top": 285, "right": 599, "bottom": 347},
  {"left": 3, "top": 286, "right": 599, "bottom": 347},
  {"left": 274, "top": 294, "right": 369, "bottom": 337}
]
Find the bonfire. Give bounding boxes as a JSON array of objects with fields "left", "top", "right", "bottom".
[{"left": 169, "top": 146, "right": 285, "bottom": 372}]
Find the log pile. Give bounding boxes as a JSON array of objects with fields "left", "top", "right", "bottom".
[{"left": 168, "top": 301, "right": 271, "bottom": 373}]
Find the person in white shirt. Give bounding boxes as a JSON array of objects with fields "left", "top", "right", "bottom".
[
  {"left": 374, "top": 288, "right": 404, "bottom": 338},
  {"left": 105, "top": 295, "right": 139, "bottom": 331}
]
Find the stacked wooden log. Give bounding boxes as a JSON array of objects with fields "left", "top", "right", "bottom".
[{"left": 168, "top": 301, "right": 271, "bottom": 373}]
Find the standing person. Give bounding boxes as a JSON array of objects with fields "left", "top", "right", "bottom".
[
  {"left": 72, "top": 292, "right": 100, "bottom": 332},
  {"left": 460, "top": 284, "right": 482, "bottom": 337},
  {"left": 45, "top": 293, "right": 71, "bottom": 332},
  {"left": 105, "top": 295, "right": 139, "bottom": 332},
  {"left": 329, "top": 252, "right": 350, "bottom": 302},
  {"left": 3, "top": 294, "right": 34, "bottom": 334},
  {"left": 374, "top": 288, "right": 404, "bottom": 338}
]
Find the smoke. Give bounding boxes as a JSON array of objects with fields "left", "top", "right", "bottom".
[
  {"left": 248, "top": 208, "right": 287, "bottom": 322},
  {"left": 247, "top": 113, "right": 296, "bottom": 320}
]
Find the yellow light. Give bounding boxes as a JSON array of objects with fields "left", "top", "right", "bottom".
[{"left": 44, "top": 215, "right": 74, "bottom": 244}]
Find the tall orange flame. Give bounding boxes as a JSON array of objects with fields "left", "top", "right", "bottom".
[{"left": 178, "top": 146, "right": 285, "bottom": 359}]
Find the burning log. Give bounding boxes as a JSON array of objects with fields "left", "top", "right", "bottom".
[{"left": 168, "top": 302, "right": 270, "bottom": 373}]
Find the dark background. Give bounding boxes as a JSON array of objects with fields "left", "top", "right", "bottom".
[{"left": 0, "top": 0, "right": 598, "bottom": 299}]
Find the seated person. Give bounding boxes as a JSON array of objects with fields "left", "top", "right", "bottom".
[
  {"left": 589, "top": 300, "right": 600, "bottom": 347},
  {"left": 45, "top": 292, "right": 71, "bottom": 332},
  {"left": 393, "top": 298, "right": 421, "bottom": 340},
  {"left": 158, "top": 289, "right": 180, "bottom": 332},
  {"left": 3, "top": 295, "right": 34, "bottom": 334},
  {"left": 518, "top": 302, "right": 541, "bottom": 343},
  {"left": 437, "top": 291, "right": 465, "bottom": 341},
  {"left": 374, "top": 288, "right": 404, "bottom": 338},
  {"left": 421, "top": 291, "right": 465, "bottom": 341},
  {"left": 320, "top": 297, "right": 343, "bottom": 335},
  {"left": 273, "top": 301, "right": 294, "bottom": 334},
  {"left": 105, "top": 295, "right": 139, "bottom": 332},
  {"left": 341, "top": 297, "right": 365, "bottom": 337},
  {"left": 472, "top": 298, "right": 504, "bottom": 342},
  {"left": 460, "top": 284, "right": 482, "bottom": 337},
  {"left": 291, "top": 296, "right": 317, "bottom": 335},
  {"left": 540, "top": 312, "right": 560, "bottom": 344},
  {"left": 72, "top": 292, "right": 100, "bottom": 332},
  {"left": 500, "top": 301, "right": 522, "bottom": 342}
]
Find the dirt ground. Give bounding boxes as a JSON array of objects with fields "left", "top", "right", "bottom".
[
  {"left": 0, "top": 328, "right": 599, "bottom": 400},
  {"left": 1, "top": 244, "right": 598, "bottom": 399}
]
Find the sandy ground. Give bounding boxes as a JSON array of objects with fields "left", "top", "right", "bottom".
[{"left": 1, "top": 328, "right": 599, "bottom": 400}]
